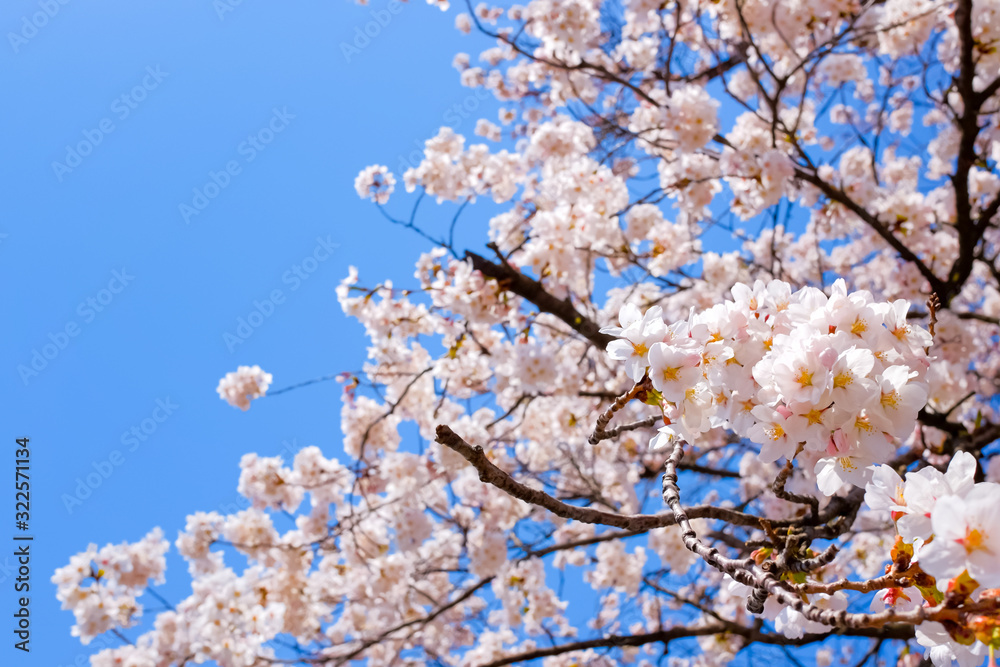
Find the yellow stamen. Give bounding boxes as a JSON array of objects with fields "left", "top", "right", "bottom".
[
  {"left": 881, "top": 390, "right": 900, "bottom": 409},
  {"left": 960, "top": 528, "right": 985, "bottom": 552},
  {"left": 804, "top": 409, "right": 825, "bottom": 425},
  {"left": 834, "top": 372, "right": 853, "bottom": 389},
  {"left": 856, "top": 416, "right": 874, "bottom": 433}
]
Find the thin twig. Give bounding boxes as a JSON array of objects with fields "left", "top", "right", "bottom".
[{"left": 589, "top": 377, "right": 656, "bottom": 445}]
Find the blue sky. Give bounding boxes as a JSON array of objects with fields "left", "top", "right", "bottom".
[{"left": 1, "top": 1, "right": 499, "bottom": 664}]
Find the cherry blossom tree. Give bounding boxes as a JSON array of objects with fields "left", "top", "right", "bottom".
[{"left": 55, "top": 0, "right": 1000, "bottom": 665}]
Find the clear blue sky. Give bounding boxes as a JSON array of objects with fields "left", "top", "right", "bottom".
[{"left": 1, "top": 1, "right": 496, "bottom": 664}]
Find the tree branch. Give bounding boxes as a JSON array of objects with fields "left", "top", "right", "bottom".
[
  {"left": 465, "top": 246, "right": 615, "bottom": 349},
  {"left": 434, "top": 424, "right": 765, "bottom": 530}
]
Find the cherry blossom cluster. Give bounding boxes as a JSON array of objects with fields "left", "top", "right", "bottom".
[
  {"left": 862, "top": 452, "right": 1000, "bottom": 663},
  {"left": 868, "top": 451, "right": 1000, "bottom": 591},
  {"left": 55, "top": 447, "right": 354, "bottom": 667},
  {"left": 216, "top": 365, "right": 272, "bottom": 411},
  {"left": 82, "top": 565, "right": 287, "bottom": 667},
  {"left": 353, "top": 164, "right": 395, "bottom": 204},
  {"left": 51, "top": 529, "right": 168, "bottom": 645},
  {"left": 395, "top": 127, "right": 523, "bottom": 204},
  {"left": 604, "top": 279, "right": 932, "bottom": 494},
  {"left": 524, "top": 0, "right": 601, "bottom": 66},
  {"left": 628, "top": 85, "right": 719, "bottom": 156}
]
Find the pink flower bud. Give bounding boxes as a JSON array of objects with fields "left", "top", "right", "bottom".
[{"left": 827, "top": 428, "right": 848, "bottom": 455}]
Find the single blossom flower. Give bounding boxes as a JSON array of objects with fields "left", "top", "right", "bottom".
[
  {"left": 918, "top": 482, "right": 1000, "bottom": 588},
  {"left": 647, "top": 342, "right": 702, "bottom": 402},
  {"left": 602, "top": 303, "right": 666, "bottom": 381}
]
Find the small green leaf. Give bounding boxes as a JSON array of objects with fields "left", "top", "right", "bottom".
[{"left": 643, "top": 388, "right": 664, "bottom": 407}]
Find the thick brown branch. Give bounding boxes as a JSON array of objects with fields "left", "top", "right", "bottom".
[
  {"left": 434, "top": 424, "right": 764, "bottom": 530},
  {"left": 795, "top": 169, "right": 947, "bottom": 296},
  {"left": 944, "top": 0, "right": 987, "bottom": 303},
  {"left": 465, "top": 246, "right": 615, "bottom": 349}
]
